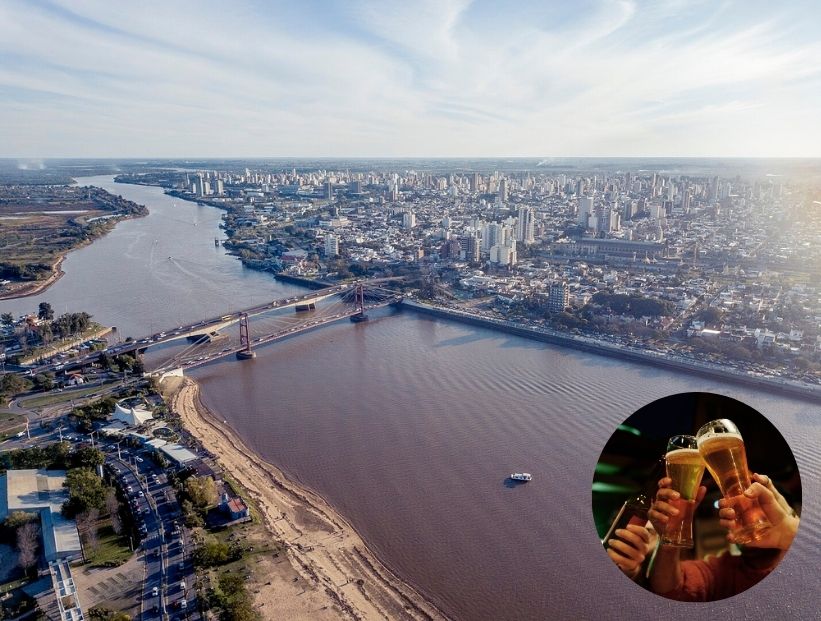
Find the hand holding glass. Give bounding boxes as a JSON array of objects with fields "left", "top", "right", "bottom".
[
  {"left": 696, "top": 419, "right": 771, "bottom": 545},
  {"left": 661, "top": 435, "right": 704, "bottom": 547}
]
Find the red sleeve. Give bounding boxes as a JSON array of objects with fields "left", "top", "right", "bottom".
[{"left": 659, "top": 552, "right": 776, "bottom": 601}]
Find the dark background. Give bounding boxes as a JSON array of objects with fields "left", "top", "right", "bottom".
[{"left": 592, "top": 391, "right": 802, "bottom": 549}]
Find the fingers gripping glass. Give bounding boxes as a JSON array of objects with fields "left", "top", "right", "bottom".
[
  {"left": 661, "top": 435, "right": 704, "bottom": 548},
  {"left": 696, "top": 419, "right": 772, "bottom": 545}
]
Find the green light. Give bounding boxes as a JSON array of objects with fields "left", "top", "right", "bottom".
[
  {"left": 594, "top": 462, "right": 621, "bottom": 475},
  {"left": 617, "top": 424, "right": 641, "bottom": 436},
  {"left": 592, "top": 481, "right": 638, "bottom": 494}
]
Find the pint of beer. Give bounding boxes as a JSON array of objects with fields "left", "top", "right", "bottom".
[
  {"left": 696, "top": 419, "right": 771, "bottom": 544},
  {"left": 661, "top": 435, "right": 704, "bottom": 547}
]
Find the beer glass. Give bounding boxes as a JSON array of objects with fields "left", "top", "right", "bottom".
[
  {"left": 696, "top": 419, "right": 771, "bottom": 544},
  {"left": 662, "top": 435, "right": 704, "bottom": 547}
]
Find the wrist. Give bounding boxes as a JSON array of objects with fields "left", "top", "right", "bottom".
[{"left": 777, "top": 515, "right": 800, "bottom": 550}]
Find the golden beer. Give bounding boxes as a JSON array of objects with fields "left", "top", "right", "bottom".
[
  {"left": 697, "top": 421, "right": 771, "bottom": 544},
  {"left": 666, "top": 448, "right": 704, "bottom": 501},
  {"left": 662, "top": 439, "right": 704, "bottom": 547}
]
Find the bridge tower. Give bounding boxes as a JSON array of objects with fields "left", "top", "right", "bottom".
[
  {"left": 350, "top": 283, "right": 369, "bottom": 323},
  {"left": 236, "top": 312, "right": 256, "bottom": 359}
]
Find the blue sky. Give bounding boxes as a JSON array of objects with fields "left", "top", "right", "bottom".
[{"left": 1, "top": 0, "right": 820, "bottom": 157}]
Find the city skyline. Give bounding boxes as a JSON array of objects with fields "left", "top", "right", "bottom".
[{"left": 2, "top": 0, "right": 821, "bottom": 158}]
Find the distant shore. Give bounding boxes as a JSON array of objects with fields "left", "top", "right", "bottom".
[
  {"left": 0, "top": 255, "right": 66, "bottom": 300},
  {"left": 170, "top": 377, "right": 447, "bottom": 621}
]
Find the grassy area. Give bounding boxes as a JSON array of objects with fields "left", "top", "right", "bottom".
[
  {"left": 0, "top": 412, "right": 25, "bottom": 433},
  {"left": 18, "top": 382, "right": 117, "bottom": 409},
  {"left": 87, "top": 525, "right": 133, "bottom": 568},
  {"left": 0, "top": 577, "right": 29, "bottom": 595}
]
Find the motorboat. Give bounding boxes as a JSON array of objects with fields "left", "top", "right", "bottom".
[{"left": 510, "top": 473, "right": 532, "bottom": 482}]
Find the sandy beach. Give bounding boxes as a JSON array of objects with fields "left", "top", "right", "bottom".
[{"left": 169, "top": 377, "right": 447, "bottom": 621}]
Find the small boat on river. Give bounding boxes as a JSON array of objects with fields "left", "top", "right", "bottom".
[{"left": 510, "top": 473, "right": 532, "bottom": 482}]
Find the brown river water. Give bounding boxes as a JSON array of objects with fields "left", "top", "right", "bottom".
[{"left": 2, "top": 177, "right": 817, "bottom": 620}]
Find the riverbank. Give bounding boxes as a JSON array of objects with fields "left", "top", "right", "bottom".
[
  {"left": 0, "top": 185, "right": 148, "bottom": 302},
  {"left": 169, "top": 377, "right": 447, "bottom": 621},
  {"left": 0, "top": 256, "right": 66, "bottom": 300},
  {"left": 402, "top": 299, "right": 821, "bottom": 403}
]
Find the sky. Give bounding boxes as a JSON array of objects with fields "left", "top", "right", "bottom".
[{"left": 1, "top": 0, "right": 820, "bottom": 158}]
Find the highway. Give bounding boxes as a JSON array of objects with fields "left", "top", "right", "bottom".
[
  {"left": 107, "top": 452, "right": 198, "bottom": 620},
  {"left": 23, "top": 283, "right": 362, "bottom": 377}
]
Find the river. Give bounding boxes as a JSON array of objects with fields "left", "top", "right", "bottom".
[{"left": 1, "top": 177, "right": 818, "bottom": 620}]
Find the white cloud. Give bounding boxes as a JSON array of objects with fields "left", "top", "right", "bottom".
[{"left": 0, "top": 0, "right": 819, "bottom": 156}]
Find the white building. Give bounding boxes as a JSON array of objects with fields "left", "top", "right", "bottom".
[
  {"left": 325, "top": 234, "right": 339, "bottom": 258},
  {"left": 0, "top": 470, "right": 82, "bottom": 561},
  {"left": 516, "top": 207, "right": 535, "bottom": 244},
  {"left": 112, "top": 397, "right": 153, "bottom": 427},
  {"left": 578, "top": 195, "right": 594, "bottom": 228}
]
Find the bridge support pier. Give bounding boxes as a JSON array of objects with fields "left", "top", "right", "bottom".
[
  {"left": 236, "top": 313, "right": 256, "bottom": 359},
  {"left": 350, "top": 283, "right": 369, "bottom": 322}
]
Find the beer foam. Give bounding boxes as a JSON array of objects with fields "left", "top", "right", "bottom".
[
  {"left": 696, "top": 431, "right": 743, "bottom": 447},
  {"left": 665, "top": 448, "right": 701, "bottom": 460}
]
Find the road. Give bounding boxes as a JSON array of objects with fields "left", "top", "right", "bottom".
[{"left": 107, "top": 451, "right": 199, "bottom": 620}]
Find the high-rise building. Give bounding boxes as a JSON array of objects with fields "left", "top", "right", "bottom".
[
  {"left": 482, "top": 222, "right": 504, "bottom": 252},
  {"left": 516, "top": 206, "right": 535, "bottom": 244},
  {"left": 547, "top": 281, "right": 569, "bottom": 313},
  {"left": 402, "top": 211, "right": 416, "bottom": 229},
  {"left": 490, "top": 239, "right": 517, "bottom": 267},
  {"left": 578, "top": 195, "right": 594, "bottom": 228},
  {"left": 499, "top": 178, "right": 509, "bottom": 203},
  {"left": 323, "top": 181, "right": 334, "bottom": 200},
  {"left": 460, "top": 234, "right": 480, "bottom": 262},
  {"left": 439, "top": 238, "right": 461, "bottom": 260},
  {"left": 324, "top": 234, "right": 339, "bottom": 258},
  {"left": 470, "top": 173, "right": 481, "bottom": 193}
]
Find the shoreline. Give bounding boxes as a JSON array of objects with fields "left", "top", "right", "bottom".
[
  {"left": 0, "top": 255, "right": 66, "bottom": 300},
  {"left": 401, "top": 300, "right": 821, "bottom": 403},
  {"left": 170, "top": 377, "right": 448, "bottom": 621}
]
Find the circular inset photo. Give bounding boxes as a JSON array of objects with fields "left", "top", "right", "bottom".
[{"left": 591, "top": 392, "right": 801, "bottom": 602}]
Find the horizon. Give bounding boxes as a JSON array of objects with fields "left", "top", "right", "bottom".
[{"left": 6, "top": 155, "right": 821, "bottom": 161}]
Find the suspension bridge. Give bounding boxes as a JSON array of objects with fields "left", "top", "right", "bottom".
[
  {"left": 150, "top": 282, "right": 400, "bottom": 373},
  {"left": 28, "top": 282, "right": 401, "bottom": 377}
]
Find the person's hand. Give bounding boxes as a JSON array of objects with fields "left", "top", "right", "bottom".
[
  {"left": 606, "top": 523, "right": 657, "bottom": 580},
  {"left": 718, "top": 473, "right": 799, "bottom": 550},
  {"left": 648, "top": 477, "right": 706, "bottom": 536}
]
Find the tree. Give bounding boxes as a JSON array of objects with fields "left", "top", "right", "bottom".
[
  {"left": 63, "top": 468, "right": 107, "bottom": 517},
  {"left": 76, "top": 509, "right": 100, "bottom": 556},
  {"left": 5, "top": 511, "right": 36, "bottom": 529},
  {"left": 88, "top": 605, "right": 132, "bottom": 621},
  {"left": 0, "top": 374, "right": 32, "bottom": 402},
  {"left": 193, "top": 535, "right": 233, "bottom": 568},
  {"left": 17, "top": 520, "right": 40, "bottom": 572},
  {"left": 37, "top": 322, "right": 53, "bottom": 345},
  {"left": 1, "top": 312, "right": 13, "bottom": 326},
  {"left": 217, "top": 573, "right": 258, "bottom": 621},
  {"left": 38, "top": 302, "right": 54, "bottom": 321},
  {"left": 105, "top": 488, "right": 123, "bottom": 535},
  {"left": 33, "top": 373, "right": 55, "bottom": 392},
  {"left": 181, "top": 499, "right": 203, "bottom": 528},
  {"left": 70, "top": 446, "right": 105, "bottom": 469},
  {"left": 185, "top": 476, "right": 218, "bottom": 508}
]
